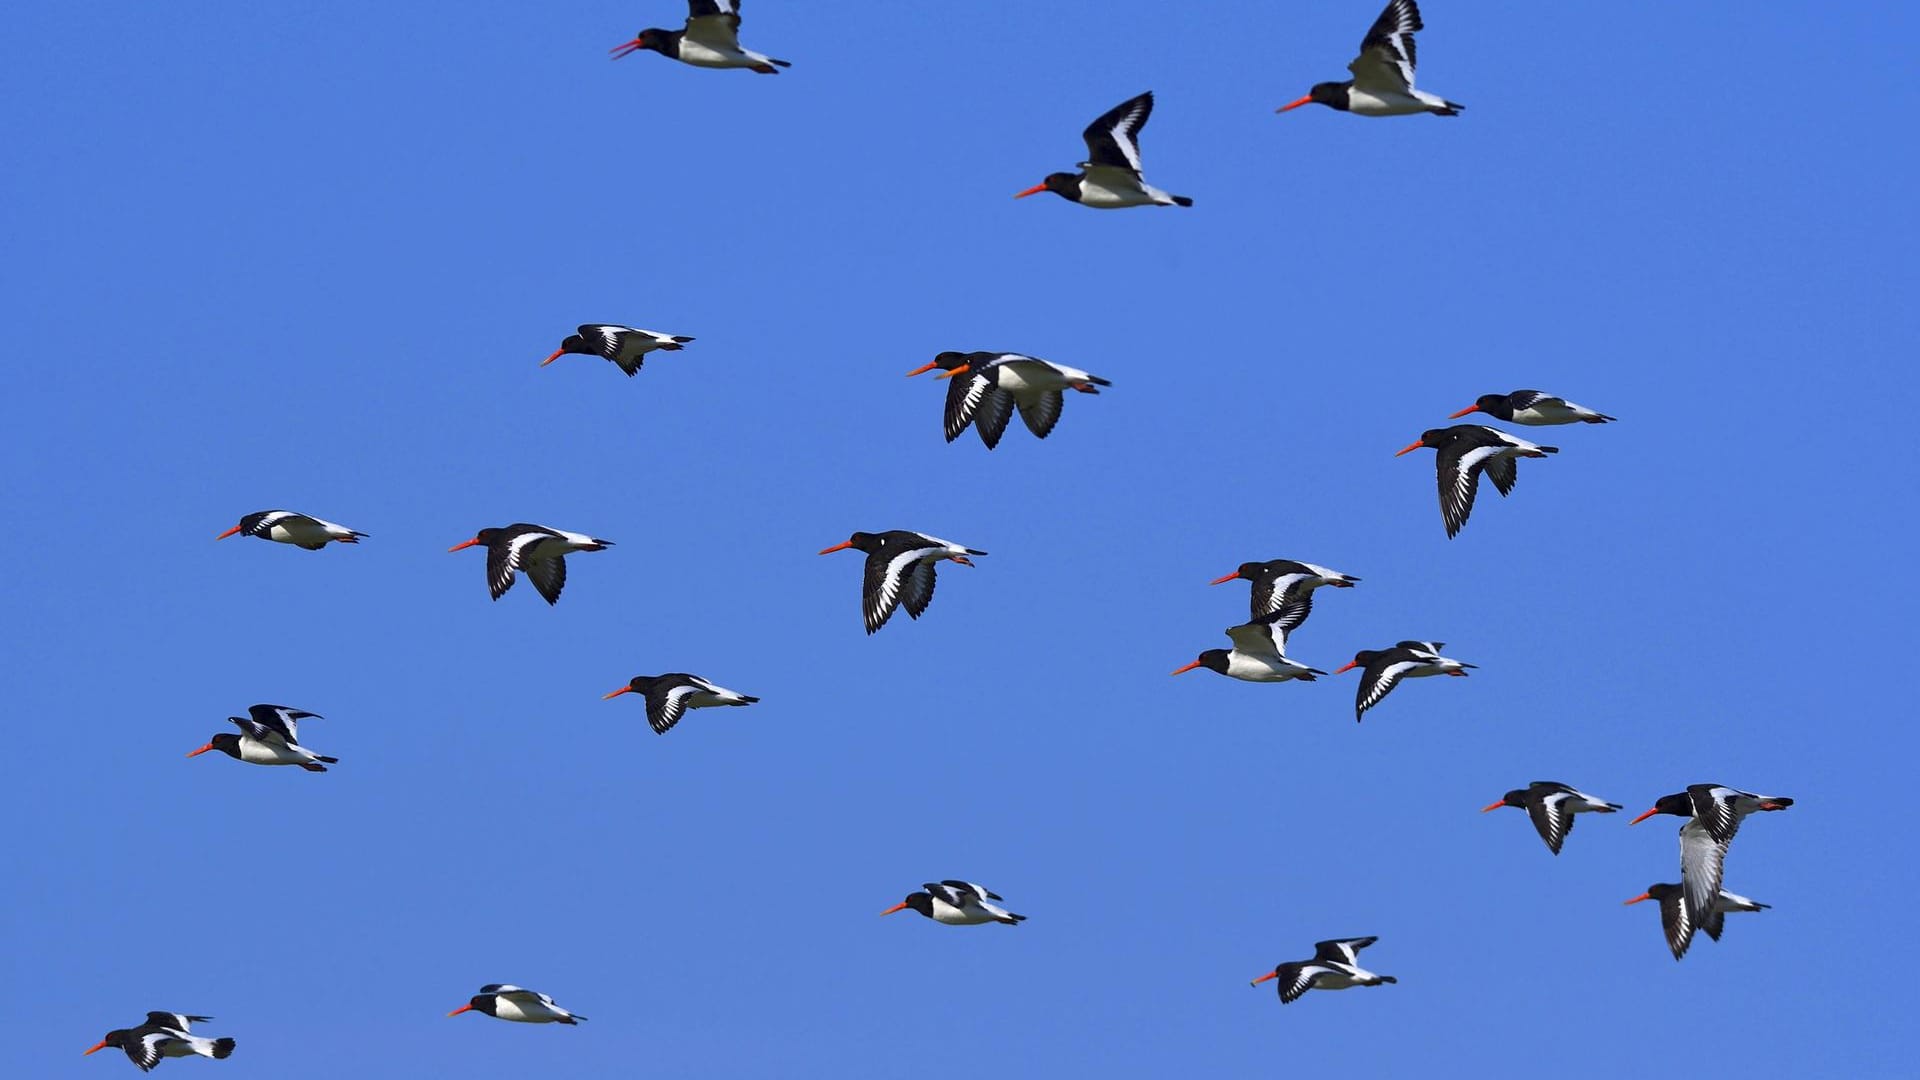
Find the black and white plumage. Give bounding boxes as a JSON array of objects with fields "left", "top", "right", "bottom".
[
  {"left": 1277, "top": 0, "right": 1462, "bottom": 117},
  {"left": 1395, "top": 425, "right": 1559, "bottom": 538},
  {"left": 215, "top": 510, "right": 366, "bottom": 550},
  {"left": 1334, "top": 640, "right": 1474, "bottom": 722},
  {"left": 610, "top": 1, "right": 790, "bottom": 73},
  {"left": 1624, "top": 883, "right": 1770, "bottom": 961},
  {"left": 1250, "top": 937, "right": 1398, "bottom": 1004},
  {"left": 603, "top": 673, "right": 759, "bottom": 735},
  {"left": 1208, "top": 559, "right": 1360, "bottom": 633},
  {"left": 908, "top": 351, "right": 1112, "bottom": 447},
  {"left": 1481, "top": 781, "right": 1622, "bottom": 855},
  {"left": 449, "top": 985, "right": 587, "bottom": 1024},
  {"left": 187, "top": 703, "right": 337, "bottom": 772},
  {"left": 881, "top": 881, "right": 1026, "bottom": 925},
  {"left": 1015, "top": 92, "right": 1192, "bottom": 209},
  {"left": 1630, "top": 785, "right": 1793, "bottom": 924},
  {"left": 541, "top": 324, "right": 694, "bottom": 377},
  {"left": 817, "top": 530, "right": 986, "bottom": 634},
  {"left": 1171, "top": 612, "right": 1327, "bottom": 683},
  {"left": 448, "top": 525, "right": 615, "bottom": 605},
  {"left": 85, "top": 1018, "right": 235, "bottom": 1072},
  {"left": 1449, "top": 390, "right": 1615, "bottom": 425}
]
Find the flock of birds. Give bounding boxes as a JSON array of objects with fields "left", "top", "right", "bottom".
[{"left": 83, "top": 0, "right": 1797, "bottom": 1070}]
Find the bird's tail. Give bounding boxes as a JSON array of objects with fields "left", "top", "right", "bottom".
[
  {"left": 1432, "top": 101, "right": 1464, "bottom": 116},
  {"left": 1529, "top": 445, "right": 1560, "bottom": 456},
  {"left": 210, "top": 1038, "right": 237, "bottom": 1059},
  {"left": 1588, "top": 414, "right": 1618, "bottom": 423},
  {"left": 299, "top": 762, "right": 330, "bottom": 773},
  {"left": 737, "top": 696, "right": 762, "bottom": 704},
  {"left": 316, "top": 755, "right": 340, "bottom": 764},
  {"left": 1599, "top": 803, "right": 1624, "bottom": 812},
  {"left": 1375, "top": 975, "right": 1399, "bottom": 985},
  {"left": 558, "top": 1015, "right": 588, "bottom": 1024},
  {"left": 1087, "top": 375, "right": 1114, "bottom": 387},
  {"left": 999, "top": 913, "right": 1028, "bottom": 924},
  {"left": 1170, "top": 195, "right": 1194, "bottom": 207}
]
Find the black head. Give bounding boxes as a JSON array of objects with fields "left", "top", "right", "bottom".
[
  {"left": 1279, "top": 81, "right": 1352, "bottom": 113},
  {"left": 448, "top": 993, "right": 500, "bottom": 1018},
  {"left": 1014, "top": 173, "right": 1081, "bottom": 202},
  {"left": 1483, "top": 789, "right": 1528, "bottom": 812},
  {"left": 1195, "top": 650, "right": 1230, "bottom": 673},
  {"left": 819, "top": 532, "right": 880, "bottom": 556},
  {"left": 906, "top": 351, "right": 976, "bottom": 378},
  {"left": 1628, "top": 792, "right": 1694, "bottom": 825},
  {"left": 1395, "top": 428, "right": 1453, "bottom": 456},
  {"left": 187, "top": 733, "right": 242, "bottom": 760},
  {"left": 558, "top": 333, "right": 588, "bottom": 354},
  {"left": 881, "top": 891, "right": 934, "bottom": 918},
  {"left": 84, "top": 1029, "right": 138, "bottom": 1056},
  {"left": 1625, "top": 882, "right": 1684, "bottom": 907},
  {"left": 448, "top": 528, "right": 502, "bottom": 553},
  {"left": 1340, "top": 649, "right": 1383, "bottom": 673},
  {"left": 603, "top": 674, "right": 662, "bottom": 701},
  {"left": 610, "top": 28, "right": 676, "bottom": 60}
]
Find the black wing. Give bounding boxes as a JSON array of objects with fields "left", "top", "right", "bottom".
[
  {"left": 1484, "top": 454, "right": 1519, "bottom": 497},
  {"left": 1081, "top": 92, "right": 1153, "bottom": 174},
  {"left": 1016, "top": 390, "right": 1065, "bottom": 439},
  {"left": 246, "top": 704, "right": 319, "bottom": 745},
  {"left": 1527, "top": 793, "right": 1573, "bottom": 855},
  {"left": 943, "top": 370, "right": 994, "bottom": 443},
  {"left": 646, "top": 677, "right": 700, "bottom": 735},
  {"left": 901, "top": 559, "right": 938, "bottom": 620},
  {"left": 524, "top": 555, "right": 567, "bottom": 606},
  {"left": 973, "top": 387, "right": 1016, "bottom": 449}
]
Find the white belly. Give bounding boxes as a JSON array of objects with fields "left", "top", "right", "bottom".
[
  {"left": 1347, "top": 90, "right": 1432, "bottom": 116},
  {"left": 238, "top": 738, "right": 307, "bottom": 765},
  {"left": 267, "top": 521, "right": 332, "bottom": 544},
  {"left": 678, "top": 41, "right": 754, "bottom": 68},
  {"left": 1224, "top": 654, "right": 1304, "bottom": 681}
]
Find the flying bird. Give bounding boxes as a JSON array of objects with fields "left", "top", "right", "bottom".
[
  {"left": 1335, "top": 640, "right": 1474, "bottom": 722},
  {"left": 1277, "top": 0, "right": 1462, "bottom": 117},
  {"left": 1171, "top": 613, "right": 1326, "bottom": 683},
  {"left": 1395, "top": 425, "right": 1559, "bottom": 538},
  {"left": 1250, "top": 937, "right": 1398, "bottom": 1004},
  {"left": 84, "top": 1015, "right": 235, "bottom": 1072},
  {"left": 1481, "top": 781, "right": 1622, "bottom": 855},
  {"left": 1447, "top": 390, "right": 1615, "bottom": 425},
  {"left": 610, "top": 1, "right": 790, "bottom": 73},
  {"left": 818, "top": 531, "right": 986, "bottom": 634},
  {"left": 449, "top": 985, "right": 587, "bottom": 1025},
  {"left": 215, "top": 510, "right": 366, "bottom": 550},
  {"left": 1630, "top": 785, "right": 1793, "bottom": 923},
  {"left": 541, "top": 324, "right": 694, "bottom": 377},
  {"left": 1624, "top": 883, "right": 1771, "bottom": 961},
  {"left": 908, "top": 351, "right": 1111, "bottom": 448},
  {"left": 1208, "top": 559, "right": 1360, "bottom": 633},
  {"left": 187, "top": 703, "right": 336, "bottom": 772},
  {"left": 882, "top": 881, "right": 1026, "bottom": 926},
  {"left": 1016, "top": 91, "right": 1192, "bottom": 208},
  {"left": 448, "top": 525, "right": 615, "bottom": 605},
  {"left": 603, "top": 673, "right": 759, "bottom": 735}
]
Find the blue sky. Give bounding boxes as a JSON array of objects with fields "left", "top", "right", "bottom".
[{"left": 5, "top": 1, "right": 1917, "bottom": 1075}]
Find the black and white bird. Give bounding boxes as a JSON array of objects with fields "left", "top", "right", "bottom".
[
  {"left": 881, "top": 881, "right": 1026, "bottom": 926},
  {"left": 1481, "top": 781, "right": 1622, "bottom": 855},
  {"left": 541, "top": 324, "right": 694, "bottom": 377},
  {"left": 1015, "top": 91, "right": 1192, "bottom": 209},
  {"left": 1250, "top": 937, "right": 1398, "bottom": 1004},
  {"left": 817, "top": 530, "right": 986, "bottom": 634},
  {"left": 1395, "top": 425, "right": 1559, "bottom": 538},
  {"left": 1171, "top": 613, "right": 1326, "bottom": 683},
  {"left": 1277, "top": 0, "right": 1462, "bottom": 117},
  {"left": 610, "top": 1, "right": 789, "bottom": 73},
  {"left": 448, "top": 525, "right": 615, "bottom": 605},
  {"left": 1448, "top": 390, "right": 1615, "bottom": 425},
  {"left": 908, "top": 351, "right": 1111, "bottom": 448},
  {"left": 1630, "top": 785, "right": 1793, "bottom": 925},
  {"left": 448, "top": 985, "right": 587, "bottom": 1025},
  {"left": 603, "top": 673, "right": 759, "bottom": 735},
  {"left": 85, "top": 1015, "right": 235, "bottom": 1072},
  {"left": 215, "top": 510, "right": 366, "bottom": 550},
  {"left": 187, "top": 703, "right": 336, "bottom": 772},
  {"left": 1334, "top": 641, "right": 1474, "bottom": 722},
  {"left": 1624, "top": 883, "right": 1772, "bottom": 961},
  {"left": 1208, "top": 559, "right": 1360, "bottom": 633}
]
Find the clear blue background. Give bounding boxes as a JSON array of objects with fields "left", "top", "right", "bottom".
[{"left": 5, "top": 1, "right": 1915, "bottom": 1075}]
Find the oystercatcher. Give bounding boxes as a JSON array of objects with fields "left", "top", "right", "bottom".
[
  {"left": 1630, "top": 785, "right": 1793, "bottom": 922},
  {"left": 1624, "top": 883, "right": 1771, "bottom": 961},
  {"left": 1016, "top": 92, "right": 1192, "bottom": 208},
  {"left": 85, "top": 1015, "right": 234, "bottom": 1071},
  {"left": 541, "top": 324, "right": 694, "bottom": 377},
  {"left": 1481, "top": 781, "right": 1622, "bottom": 855},
  {"left": 818, "top": 531, "right": 986, "bottom": 634},
  {"left": 215, "top": 510, "right": 366, "bottom": 550},
  {"left": 187, "top": 703, "right": 336, "bottom": 772},
  {"left": 1448, "top": 390, "right": 1615, "bottom": 425},
  {"left": 603, "top": 673, "right": 759, "bottom": 735},
  {"left": 912, "top": 351, "right": 1111, "bottom": 447},
  {"left": 1277, "top": 0, "right": 1462, "bottom": 117},
  {"left": 1334, "top": 641, "right": 1473, "bottom": 722},
  {"left": 905, "top": 352, "right": 1003, "bottom": 445},
  {"left": 448, "top": 525, "right": 615, "bottom": 606},
  {"left": 449, "top": 985, "right": 587, "bottom": 1024},
  {"left": 1395, "top": 425, "right": 1558, "bottom": 538},
  {"left": 882, "top": 881, "right": 1026, "bottom": 925},
  {"left": 1250, "top": 937, "right": 1397, "bottom": 1004},
  {"left": 1171, "top": 613, "right": 1326, "bottom": 682},
  {"left": 610, "top": 1, "right": 790, "bottom": 74},
  {"left": 1208, "top": 560, "right": 1360, "bottom": 633}
]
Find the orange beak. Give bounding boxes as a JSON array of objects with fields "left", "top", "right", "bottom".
[
  {"left": 1623, "top": 892, "right": 1653, "bottom": 905},
  {"left": 447, "top": 1004, "right": 474, "bottom": 1017},
  {"left": 880, "top": 902, "right": 910, "bottom": 916},
  {"left": 1480, "top": 800, "right": 1509, "bottom": 813},
  {"left": 186, "top": 743, "right": 215, "bottom": 757},
  {"left": 84, "top": 1040, "right": 109, "bottom": 1056},
  {"left": 539, "top": 348, "right": 566, "bottom": 367},
  {"left": 1250, "top": 971, "right": 1278, "bottom": 986},
  {"left": 1394, "top": 440, "right": 1427, "bottom": 457},
  {"left": 602, "top": 686, "right": 633, "bottom": 699},
  {"left": 1013, "top": 183, "right": 1048, "bottom": 199},
  {"left": 933, "top": 364, "right": 971, "bottom": 381},
  {"left": 1208, "top": 571, "right": 1241, "bottom": 585},
  {"left": 905, "top": 361, "right": 939, "bottom": 377},
  {"left": 1332, "top": 661, "right": 1359, "bottom": 674},
  {"left": 1170, "top": 660, "right": 1204, "bottom": 676},
  {"left": 1276, "top": 95, "right": 1314, "bottom": 113},
  {"left": 1447, "top": 404, "right": 1482, "bottom": 419},
  {"left": 215, "top": 525, "right": 242, "bottom": 540},
  {"left": 818, "top": 540, "right": 855, "bottom": 555},
  {"left": 609, "top": 38, "right": 644, "bottom": 59},
  {"left": 1628, "top": 807, "right": 1661, "bottom": 825},
  {"left": 448, "top": 538, "right": 482, "bottom": 552}
]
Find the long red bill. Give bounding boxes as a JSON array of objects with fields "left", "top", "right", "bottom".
[
  {"left": 905, "top": 361, "right": 939, "bottom": 377},
  {"left": 215, "top": 525, "right": 243, "bottom": 540},
  {"left": 1332, "top": 661, "right": 1359, "bottom": 674},
  {"left": 1480, "top": 800, "right": 1509, "bottom": 812},
  {"left": 1250, "top": 971, "right": 1278, "bottom": 986},
  {"left": 447, "top": 1004, "right": 474, "bottom": 1017},
  {"left": 1393, "top": 440, "right": 1426, "bottom": 457},
  {"left": 1170, "top": 660, "right": 1204, "bottom": 676},
  {"left": 880, "top": 902, "right": 910, "bottom": 916},
  {"left": 1207, "top": 572, "right": 1240, "bottom": 585},
  {"left": 84, "top": 1041, "right": 109, "bottom": 1055},
  {"left": 1446, "top": 404, "right": 1482, "bottom": 419},
  {"left": 539, "top": 349, "right": 566, "bottom": 367},
  {"left": 933, "top": 364, "right": 971, "bottom": 380},
  {"left": 609, "top": 39, "right": 643, "bottom": 59},
  {"left": 1276, "top": 95, "right": 1314, "bottom": 113},
  {"left": 1622, "top": 893, "right": 1652, "bottom": 905},
  {"left": 187, "top": 743, "right": 215, "bottom": 757},
  {"left": 1013, "top": 183, "right": 1047, "bottom": 199},
  {"left": 602, "top": 686, "right": 633, "bottom": 699},
  {"left": 1627, "top": 808, "right": 1660, "bottom": 825},
  {"left": 818, "top": 541, "right": 854, "bottom": 555},
  {"left": 448, "top": 538, "right": 482, "bottom": 552}
]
